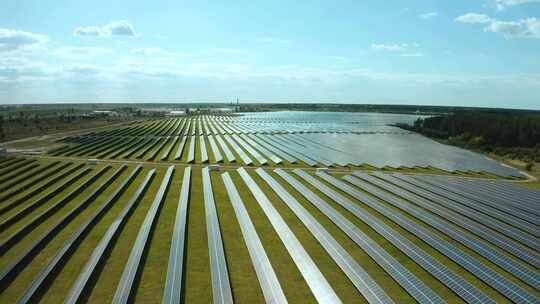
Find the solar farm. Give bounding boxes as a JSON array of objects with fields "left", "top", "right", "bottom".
[{"left": 0, "top": 112, "right": 539, "bottom": 303}]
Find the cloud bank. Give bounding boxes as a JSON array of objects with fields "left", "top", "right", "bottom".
[
  {"left": 73, "top": 20, "right": 136, "bottom": 37},
  {"left": 495, "top": 0, "right": 540, "bottom": 11},
  {"left": 456, "top": 14, "right": 540, "bottom": 39},
  {"left": 0, "top": 29, "right": 48, "bottom": 52}
]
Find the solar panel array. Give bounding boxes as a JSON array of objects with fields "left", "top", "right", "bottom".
[
  {"left": 113, "top": 166, "right": 173, "bottom": 303},
  {"left": 221, "top": 172, "right": 287, "bottom": 304},
  {"left": 296, "top": 170, "right": 496, "bottom": 304},
  {"left": 51, "top": 114, "right": 522, "bottom": 177},
  {"left": 257, "top": 168, "right": 395, "bottom": 304},
  {"left": 237, "top": 167, "right": 342, "bottom": 303},
  {"left": 339, "top": 174, "right": 539, "bottom": 303},
  {"left": 0, "top": 153, "right": 538, "bottom": 303}
]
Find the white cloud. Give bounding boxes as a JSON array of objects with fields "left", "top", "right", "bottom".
[
  {"left": 455, "top": 13, "right": 492, "bottom": 24},
  {"left": 73, "top": 26, "right": 103, "bottom": 36},
  {"left": 0, "top": 29, "right": 48, "bottom": 53},
  {"left": 104, "top": 21, "right": 135, "bottom": 36},
  {"left": 486, "top": 18, "right": 540, "bottom": 38},
  {"left": 457, "top": 14, "right": 540, "bottom": 38},
  {"left": 371, "top": 44, "right": 408, "bottom": 52},
  {"left": 495, "top": 0, "right": 540, "bottom": 11},
  {"left": 485, "top": 20, "right": 524, "bottom": 37},
  {"left": 0, "top": 56, "right": 52, "bottom": 82},
  {"left": 418, "top": 12, "right": 438, "bottom": 19},
  {"left": 73, "top": 20, "right": 136, "bottom": 37}
]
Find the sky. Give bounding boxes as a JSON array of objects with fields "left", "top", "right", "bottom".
[{"left": 1, "top": 0, "right": 539, "bottom": 109}]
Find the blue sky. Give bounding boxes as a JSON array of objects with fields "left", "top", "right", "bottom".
[{"left": 1, "top": 0, "right": 539, "bottom": 109}]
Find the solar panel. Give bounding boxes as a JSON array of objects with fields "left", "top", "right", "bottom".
[
  {"left": 221, "top": 172, "right": 287, "bottom": 304},
  {"left": 393, "top": 173, "right": 540, "bottom": 255},
  {"left": 480, "top": 180, "right": 540, "bottom": 202},
  {"left": 123, "top": 138, "right": 153, "bottom": 158},
  {"left": 232, "top": 134, "right": 267, "bottom": 165},
  {"left": 410, "top": 175, "right": 540, "bottom": 240},
  {"left": 257, "top": 168, "right": 394, "bottom": 303},
  {"left": 19, "top": 165, "right": 142, "bottom": 303},
  {"left": 339, "top": 174, "right": 538, "bottom": 303},
  {"left": 294, "top": 169, "right": 493, "bottom": 304},
  {"left": 113, "top": 166, "right": 174, "bottom": 304},
  {"left": 0, "top": 161, "right": 60, "bottom": 194},
  {"left": 65, "top": 168, "right": 154, "bottom": 304},
  {"left": 215, "top": 134, "right": 236, "bottom": 163},
  {"left": 0, "top": 162, "right": 40, "bottom": 184},
  {"left": 0, "top": 166, "right": 101, "bottom": 252},
  {"left": 248, "top": 134, "right": 295, "bottom": 163},
  {"left": 239, "top": 134, "right": 282, "bottom": 164},
  {"left": 187, "top": 135, "right": 195, "bottom": 163},
  {"left": 207, "top": 135, "right": 223, "bottom": 163},
  {"left": 286, "top": 134, "right": 350, "bottom": 166},
  {"left": 160, "top": 136, "right": 181, "bottom": 161},
  {"left": 0, "top": 163, "right": 83, "bottom": 215},
  {"left": 174, "top": 136, "right": 188, "bottom": 160},
  {"left": 274, "top": 168, "right": 438, "bottom": 304},
  {"left": 148, "top": 136, "right": 172, "bottom": 160},
  {"left": 433, "top": 176, "right": 540, "bottom": 226},
  {"left": 202, "top": 167, "right": 233, "bottom": 304},
  {"left": 371, "top": 172, "right": 540, "bottom": 269},
  {"left": 458, "top": 179, "right": 540, "bottom": 213},
  {"left": 258, "top": 134, "right": 316, "bottom": 166},
  {"left": 199, "top": 135, "right": 209, "bottom": 163},
  {"left": 236, "top": 167, "right": 341, "bottom": 304},
  {"left": 224, "top": 134, "right": 252, "bottom": 165},
  {"left": 136, "top": 138, "right": 160, "bottom": 159},
  {"left": 163, "top": 167, "right": 191, "bottom": 304},
  {"left": 272, "top": 135, "right": 333, "bottom": 166}
]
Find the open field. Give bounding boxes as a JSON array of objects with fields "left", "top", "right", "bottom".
[{"left": 0, "top": 113, "right": 538, "bottom": 303}]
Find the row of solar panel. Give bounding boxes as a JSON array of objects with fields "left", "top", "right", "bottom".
[{"left": 1, "top": 161, "right": 537, "bottom": 303}]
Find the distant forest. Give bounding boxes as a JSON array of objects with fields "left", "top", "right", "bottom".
[{"left": 399, "top": 111, "right": 540, "bottom": 163}]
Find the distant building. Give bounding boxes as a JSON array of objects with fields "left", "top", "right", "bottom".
[
  {"left": 211, "top": 107, "right": 234, "bottom": 113},
  {"left": 140, "top": 108, "right": 169, "bottom": 117},
  {"left": 90, "top": 110, "right": 119, "bottom": 117},
  {"left": 166, "top": 110, "right": 186, "bottom": 117}
]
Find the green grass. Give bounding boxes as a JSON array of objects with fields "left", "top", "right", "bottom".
[
  {"left": 1, "top": 158, "right": 538, "bottom": 303},
  {"left": 40, "top": 166, "right": 144, "bottom": 303},
  {"left": 211, "top": 171, "right": 265, "bottom": 303},
  {"left": 86, "top": 168, "right": 165, "bottom": 302},
  {"left": 183, "top": 166, "right": 212, "bottom": 303},
  {"left": 228, "top": 169, "right": 316, "bottom": 303}
]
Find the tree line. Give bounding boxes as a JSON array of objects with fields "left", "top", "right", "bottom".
[{"left": 398, "top": 111, "right": 540, "bottom": 163}]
